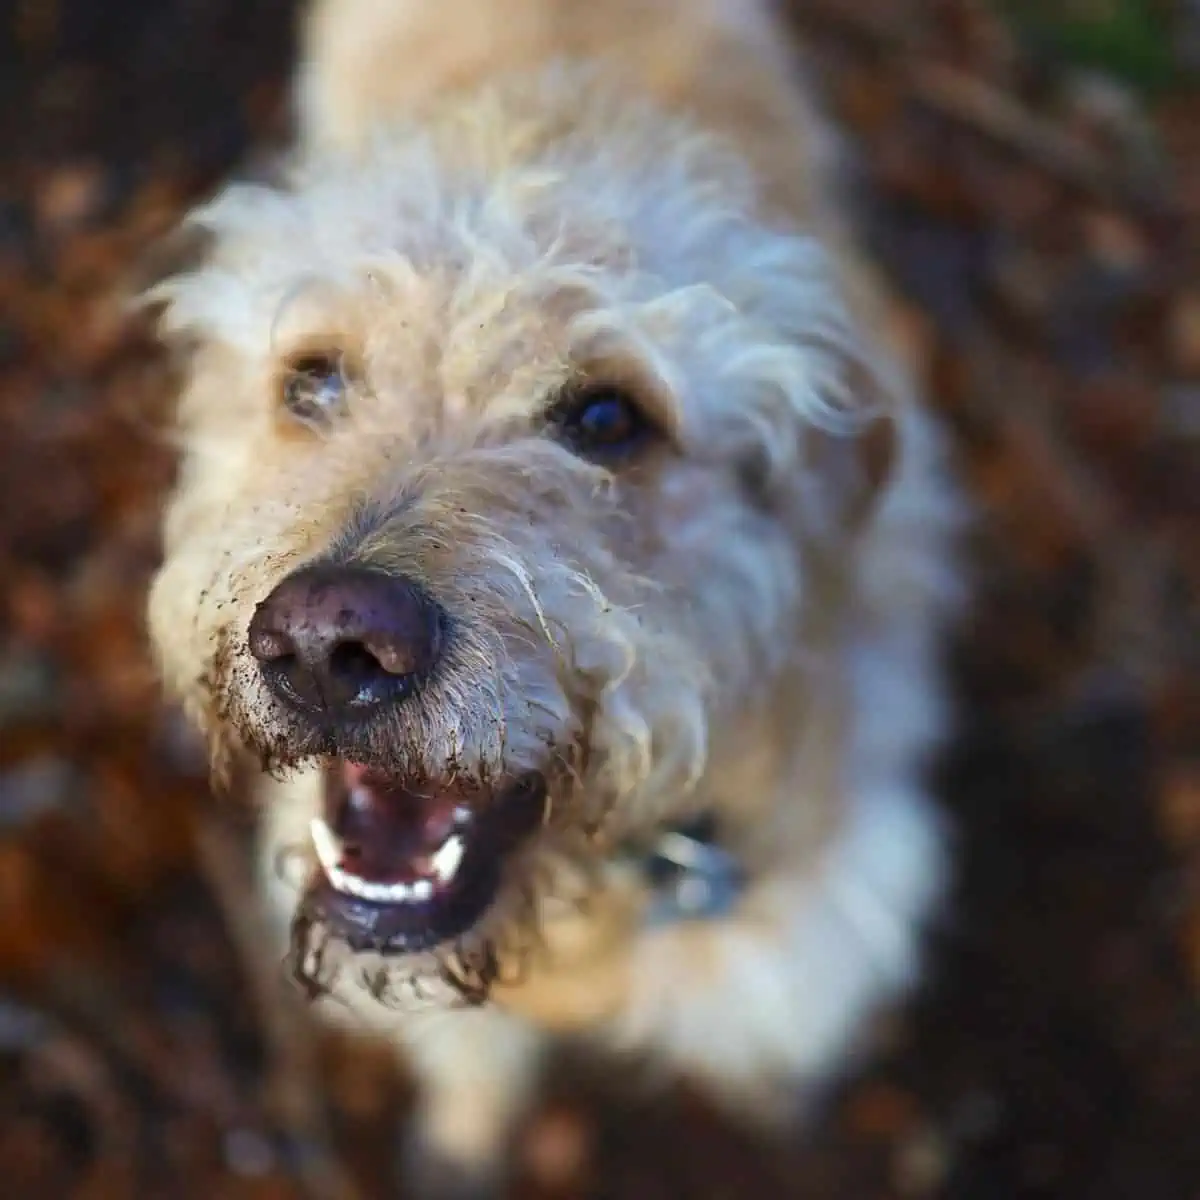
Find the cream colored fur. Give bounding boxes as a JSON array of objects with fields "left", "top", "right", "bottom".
[{"left": 147, "top": 0, "right": 964, "bottom": 1190}]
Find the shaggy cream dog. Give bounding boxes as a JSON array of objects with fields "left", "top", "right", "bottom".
[{"left": 148, "top": 0, "right": 963, "bottom": 1191}]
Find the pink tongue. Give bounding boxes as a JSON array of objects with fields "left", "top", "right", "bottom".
[{"left": 332, "top": 762, "right": 461, "bottom": 884}]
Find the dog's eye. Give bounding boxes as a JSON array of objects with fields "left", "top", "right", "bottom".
[
  {"left": 548, "top": 386, "right": 654, "bottom": 458},
  {"left": 281, "top": 354, "right": 348, "bottom": 429}
]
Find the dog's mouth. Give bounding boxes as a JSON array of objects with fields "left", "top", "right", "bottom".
[{"left": 304, "top": 761, "right": 548, "bottom": 955}]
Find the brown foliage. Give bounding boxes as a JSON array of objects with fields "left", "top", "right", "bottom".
[{"left": 0, "top": 1, "right": 1196, "bottom": 1196}]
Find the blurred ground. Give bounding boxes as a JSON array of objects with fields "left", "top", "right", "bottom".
[{"left": 1, "top": 1, "right": 1198, "bottom": 1197}]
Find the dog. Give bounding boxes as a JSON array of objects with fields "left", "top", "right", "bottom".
[{"left": 146, "top": 0, "right": 964, "bottom": 1191}]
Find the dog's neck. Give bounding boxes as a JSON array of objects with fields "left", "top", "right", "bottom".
[
  {"left": 686, "top": 601, "right": 856, "bottom": 882},
  {"left": 613, "top": 644, "right": 846, "bottom": 927}
]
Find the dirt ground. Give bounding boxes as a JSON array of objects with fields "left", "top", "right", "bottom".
[{"left": 1, "top": 1, "right": 1198, "bottom": 1197}]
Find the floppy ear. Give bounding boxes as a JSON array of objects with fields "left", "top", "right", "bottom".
[
  {"left": 716, "top": 207, "right": 913, "bottom": 535},
  {"left": 738, "top": 351, "right": 898, "bottom": 536},
  {"left": 757, "top": 316, "right": 901, "bottom": 537},
  {"left": 807, "top": 409, "right": 897, "bottom": 532},
  {"left": 808, "top": 247, "right": 924, "bottom": 532}
]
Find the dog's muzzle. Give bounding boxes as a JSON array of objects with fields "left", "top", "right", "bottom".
[{"left": 249, "top": 563, "right": 549, "bottom": 955}]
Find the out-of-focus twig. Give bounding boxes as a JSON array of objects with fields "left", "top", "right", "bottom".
[
  {"left": 907, "top": 63, "right": 1156, "bottom": 211},
  {"left": 795, "top": 0, "right": 1168, "bottom": 214}
]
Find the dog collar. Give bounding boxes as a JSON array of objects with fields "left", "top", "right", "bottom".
[{"left": 629, "top": 815, "right": 747, "bottom": 926}]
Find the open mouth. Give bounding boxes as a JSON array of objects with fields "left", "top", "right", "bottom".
[{"left": 304, "top": 761, "right": 548, "bottom": 955}]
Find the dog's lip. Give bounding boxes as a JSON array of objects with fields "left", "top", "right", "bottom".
[{"left": 305, "top": 762, "right": 546, "bottom": 954}]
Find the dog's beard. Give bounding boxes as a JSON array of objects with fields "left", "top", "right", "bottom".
[
  {"left": 207, "top": 656, "right": 618, "bottom": 1010},
  {"left": 285, "top": 864, "right": 538, "bottom": 1010}
]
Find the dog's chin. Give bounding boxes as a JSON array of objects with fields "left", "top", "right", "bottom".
[{"left": 300, "top": 760, "right": 548, "bottom": 956}]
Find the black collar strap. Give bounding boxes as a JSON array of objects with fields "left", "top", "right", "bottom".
[{"left": 623, "top": 814, "right": 747, "bottom": 927}]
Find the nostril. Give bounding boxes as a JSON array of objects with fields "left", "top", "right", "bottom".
[
  {"left": 360, "top": 624, "right": 439, "bottom": 677},
  {"left": 328, "top": 640, "right": 387, "bottom": 687}
]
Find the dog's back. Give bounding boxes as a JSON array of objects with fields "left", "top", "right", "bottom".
[{"left": 306, "top": 3, "right": 845, "bottom": 224}]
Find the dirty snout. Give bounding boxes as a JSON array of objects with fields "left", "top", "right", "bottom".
[{"left": 248, "top": 556, "right": 550, "bottom": 957}]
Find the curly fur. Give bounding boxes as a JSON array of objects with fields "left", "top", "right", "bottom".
[{"left": 147, "top": 0, "right": 965, "bottom": 1189}]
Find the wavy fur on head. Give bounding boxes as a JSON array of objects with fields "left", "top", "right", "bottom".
[{"left": 147, "top": 0, "right": 964, "bottom": 1189}]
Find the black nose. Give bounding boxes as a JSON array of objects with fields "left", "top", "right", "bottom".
[{"left": 247, "top": 565, "right": 442, "bottom": 714}]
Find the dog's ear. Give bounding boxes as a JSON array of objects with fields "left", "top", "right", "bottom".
[
  {"left": 788, "top": 326, "right": 901, "bottom": 535},
  {"left": 739, "top": 400, "right": 896, "bottom": 534},
  {"left": 726, "top": 225, "right": 913, "bottom": 532},
  {"left": 804, "top": 239, "right": 922, "bottom": 532},
  {"left": 806, "top": 411, "right": 896, "bottom": 532}
]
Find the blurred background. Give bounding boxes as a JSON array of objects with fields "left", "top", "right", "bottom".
[{"left": 1, "top": 0, "right": 1198, "bottom": 1196}]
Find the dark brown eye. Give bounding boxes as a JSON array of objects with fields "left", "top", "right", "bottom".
[
  {"left": 548, "top": 385, "right": 655, "bottom": 458},
  {"left": 281, "top": 353, "right": 348, "bottom": 429}
]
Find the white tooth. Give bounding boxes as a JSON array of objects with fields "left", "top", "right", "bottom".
[
  {"left": 366, "top": 879, "right": 413, "bottom": 903},
  {"left": 312, "top": 816, "right": 435, "bottom": 905},
  {"left": 331, "top": 868, "right": 365, "bottom": 898},
  {"left": 431, "top": 835, "right": 464, "bottom": 884},
  {"left": 355, "top": 873, "right": 384, "bottom": 902},
  {"left": 310, "top": 818, "right": 343, "bottom": 875}
]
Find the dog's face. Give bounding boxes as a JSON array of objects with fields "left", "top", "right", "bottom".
[{"left": 148, "top": 97, "right": 888, "bottom": 998}]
